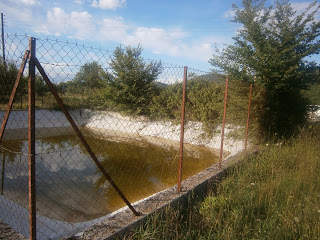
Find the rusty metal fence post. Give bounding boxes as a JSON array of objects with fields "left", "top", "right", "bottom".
[
  {"left": 245, "top": 84, "right": 253, "bottom": 151},
  {"left": 1, "top": 13, "right": 5, "bottom": 69},
  {"left": 219, "top": 78, "right": 229, "bottom": 169},
  {"left": 178, "top": 66, "right": 187, "bottom": 193},
  {"left": 28, "top": 37, "right": 37, "bottom": 240},
  {"left": 1, "top": 151, "right": 4, "bottom": 195}
]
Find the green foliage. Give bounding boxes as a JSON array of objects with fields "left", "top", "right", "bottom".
[
  {"left": 186, "top": 79, "right": 224, "bottom": 131},
  {"left": 72, "top": 61, "right": 109, "bottom": 94},
  {"left": 150, "top": 78, "right": 227, "bottom": 135},
  {"left": 35, "top": 75, "right": 50, "bottom": 106},
  {"left": 0, "top": 58, "right": 30, "bottom": 108},
  {"left": 303, "top": 83, "right": 320, "bottom": 105},
  {"left": 64, "top": 46, "right": 162, "bottom": 114},
  {"left": 210, "top": 0, "right": 320, "bottom": 139},
  {"left": 150, "top": 81, "right": 183, "bottom": 120},
  {"left": 63, "top": 44, "right": 264, "bottom": 140},
  {"left": 151, "top": 77, "right": 264, "bottom": 138},
  {"left": 107, "top": 45, "right": 162, "bottom": 115},
  {"left": 122, "top": 205, "right": 205, "bottom": 240},
  {"left": 123, "top": 125, "right": 320, "bottom": 239},
  {"left": 0, "top": 59, "right": 19, "bottom": 103},
  {"left": 198, "top": 126, "right": 320, "bottom": 239}
]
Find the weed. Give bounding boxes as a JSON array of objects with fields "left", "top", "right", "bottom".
[{"left": 123, "top": 125, "right": 320, "bottom": 239}]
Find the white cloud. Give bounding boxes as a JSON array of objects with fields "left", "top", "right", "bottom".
[
  {"left": 126, "top": 27, "right": 187, "bottom": 55},
  {"left": 91, "top": 0, "right": 98, "bottom": 7},
  {"left": 224, "top": 9, "right": 236, "bottom": 18},
  {"left": 20, "top": 0, "right": 38, "bottom": 5},
  {"left": 1, "top": 0, "right": 231, "bottom": 65},
  {"left": 91, "top": 0, "right": 126, "bottom": 10},
  {"left": 7, "top": 0, "right": 40, "bottom": 5},
  {"left": 69, "top": 11, "right": 95, "bottom": 39},
  {"left": 37, "top": 8, "right": 96, "bottom": 40},
  {"left": 45, "top": 8, "right": 69, "bottom": 36},
  {"left": 33, "top": 8, "right": 221, "bottom": 63},
  {"left": 107, "top": 26, "right": 217, "bottom": 62},
  {"left": 292, "top": 2, "right": 314, "bottom": 13},
  {"left": 1, "top": 0, "right": 232, "bottom": 65},
  {"left": 73, "top": 0, "right": 84, "bottom": 5},
  {"left": 224, "top": 1, "right": 319, "bottom": 20},
  {"left": 292, "top": 1, "right": 320, "bottom": 20},
  {"left": 0, "top": 1, "right": 34, "bottom": 25},
  {"left": 98, "top": 17, "right": 128, "bottom": 41}
]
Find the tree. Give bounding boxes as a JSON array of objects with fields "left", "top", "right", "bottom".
[
  {"left": 108, "top": 45, "right": 162, "bottom": 115},
  {"left": 210, "top": 0, "right": 320, "bottom": 138},
  {"left": 16, "top": 74, "right": 28, "bottom": 109},
  {"left": 72, "top": 61, "right": 109, "bottom": 95},
  {"left": 35, "top": 75, "right": 49, "bottom": 107},
  {"left": 0, "top": 58, "right": 19, "bottom": 104}
]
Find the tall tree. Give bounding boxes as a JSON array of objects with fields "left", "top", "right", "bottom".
[
  {"left": 210, "top": 0, "right": 320, "bottom": 138},
  {"left": 73, "top": 61, "right": 108, "bottom": 95},
  {"left": 108, "top": 45, "right": 162, "bottom": 115}
]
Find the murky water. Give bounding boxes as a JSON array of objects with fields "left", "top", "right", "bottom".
[{"left": 0, "top": 128, "right": 218, "bottom": 222}]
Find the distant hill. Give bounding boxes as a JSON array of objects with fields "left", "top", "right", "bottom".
[
  {"left": 154, "top": 73, "right": 226, "bottom": 88},
  {"left": 155, "top": 82, "right": 168, "bottom": 88},
  {"left": 189, "top": 73, "right": 226, "bottom": 84}
]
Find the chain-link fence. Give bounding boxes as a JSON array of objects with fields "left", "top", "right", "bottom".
[{"left": 0, "top": 34, "right": 253, "bottom": 239}]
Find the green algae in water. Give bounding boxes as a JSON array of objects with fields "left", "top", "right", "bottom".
[{"left": 0, "top": 131, "right": 218, "bottom": 222}]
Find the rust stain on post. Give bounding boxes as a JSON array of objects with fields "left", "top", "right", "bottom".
[
  {"left": 245, "top": 84, "right": 253, "bottom": 151},
  {"left": 219, "top": 78, "right": 228, "bottom": 169},
  {"left": 34, "top": 58, "right": 140, "bottom": 217},
  {"left": 28, "top": 37, "right": 37, "bottom": 240},
  {"left": 0, "top": 50, "right": 29, "bottom": 145},
  {"left": 1, "top": 151, "right": 5, "bottom": 195},
  {"left": 178, "top": 66, "right": 187, "bottom": 193}
]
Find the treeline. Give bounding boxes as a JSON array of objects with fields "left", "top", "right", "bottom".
[
  {"left": 0, "top": 48, "right": 262, "bottom": 139},
  {"left": 55, "top": 46, "right": 266, "bottom": 138},
  {"left": 0, "top": 57, "right": 50, "bottom": 108},
  {"left": 1, "top": 43, "right": 319, "bottom": 141}
]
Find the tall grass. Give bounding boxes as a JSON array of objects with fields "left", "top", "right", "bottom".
[{"left": 123, "top": 124, "right": 320, "bottom": 239}]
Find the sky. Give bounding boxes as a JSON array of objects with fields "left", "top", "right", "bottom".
[{"left": 1, "top": 0, "right": 320, "bottom": 71}]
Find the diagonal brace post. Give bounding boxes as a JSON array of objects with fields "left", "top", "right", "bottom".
[
  {"left": 34, "top": 58, "right": 140, "bottom": 217},
  {"left": 0, "top": 50, "right": 30, "bottom": 144}
]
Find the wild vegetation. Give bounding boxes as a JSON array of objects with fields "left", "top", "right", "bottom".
[
  {"left": 116, "top": 1, "right": 320, "bottom": 239},
  {"left": 0, "top": 48, "right": 264, "bottom": 140},
  {"left": 2, "top": 0, "right": 320, "bottom": 141},
  {"left": 0, "top": 0, "right": 319, "bottom": 239},
  {"left": 303, "top": 83, "right": 320, "bottom": 105},
  {"left": 210, "top": 0, "right": 320, "bottom": 138},
  {"left": 121, "top": 123, "right": 320, "bottom": 240}
]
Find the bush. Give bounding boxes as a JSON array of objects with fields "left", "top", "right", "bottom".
[
  {"left": 107, "top": 45, "right": 162, "bottom": 115},
  {"left": 151, "top": 77, "right": 264, "bottom": 138}
]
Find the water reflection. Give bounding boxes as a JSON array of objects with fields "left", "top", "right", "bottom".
[{"left": 0, "top": 129, "right": 218, "bottom": 222}]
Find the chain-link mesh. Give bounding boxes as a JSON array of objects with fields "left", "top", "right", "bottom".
[{"left": 0, "top": 34, "right": 251, "bottom": 239}]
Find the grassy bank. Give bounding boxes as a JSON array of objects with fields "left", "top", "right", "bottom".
[{"left": 123, "top": 124, "right": 320, "bottom": 240}]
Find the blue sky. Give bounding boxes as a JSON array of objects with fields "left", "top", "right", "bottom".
[{"left": 1, "top": 0, "right": 319, "bottom": 71}]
